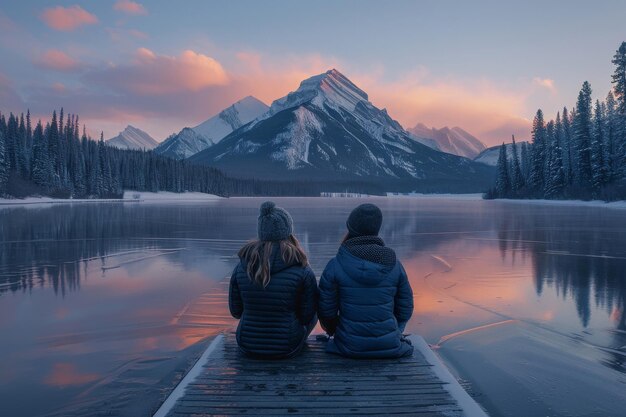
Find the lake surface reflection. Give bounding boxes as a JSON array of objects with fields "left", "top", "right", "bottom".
[{"left": 0, "top": 197, "right": 625, "bottom": 417}]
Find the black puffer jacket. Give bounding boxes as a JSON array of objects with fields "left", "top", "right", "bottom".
[
  {"left": 229, "top": 244, "right": 318, "bottom": 358},
  {"left": 319, "top": 236, "right": 414, "bottom": 358}
]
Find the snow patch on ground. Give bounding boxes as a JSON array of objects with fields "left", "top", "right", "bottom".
[
  {"left": 0, "top": 192, "right": 222, "bottom": 207},
  {"left": 495, "top": 198, "right": 626, "bottom": 210},
  {"left": 0, "top": 197, "right": 128, "bottom": 208},
  {"left": 122, "top": 191, "right": 222, "bottom": 201},
  {"left": 386, "top": 193, "right": 483, "bottom": 199}
]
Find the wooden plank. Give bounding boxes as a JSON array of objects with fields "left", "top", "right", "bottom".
[
  {"left": 170, "top": 405, "right": 462, "bottom": 416},
  {"left": 181, "top": 388, "right": 450, "bottom": 397},
  {"left": 171, "top": 411, "right": 460, "bottom": 417},
  {"left": 184, "top": 386, "right": 450, "bottom": 396},
  {"left": 164, "top": 332, "right": 466, "bottom": 417}
]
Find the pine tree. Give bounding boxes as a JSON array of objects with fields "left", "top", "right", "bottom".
[
  {"left": 574, "top": 82, "right": 593, "bottom": 185},
  {"left": 521, "top": 142, "right": 530, "bottom": 180},
  {"left": 495, "top": 143, "right": 510, "bottom": 197},
  {"left": 611, "top": 41, "right": 626, "bottom": 177},
  {"left": 605, "top": 91, "right": 618, "bottom": 181},
  {"left": 16, "top": 113, "right": 29, "bottom": 178},
  {"left": 591, "top": 100, "right": 607, "bottom": 191},
  {"left": 545, "top": 120, "right": 555, "bottom": 183},
  {"left": 529, "top": 109, "right": 547, "bottom": 191},
  {"left": 510, "top": 135, "right": 524, "bottom": 193},
  {"left": 612, "top": 42, "right": 626, "bottom": 116},
  {"left": 31, "top": 122, "right": 54, "bottom": 188},
  {"left": 25, "top": 110, "right": 32, "bottom": 148},
  {"left": 545, "top": 120, "right": 566, "bottom": 198},
  {"left": 6, "top": 114, "right": 18, "bottom": 171},
  {"left": 561, "top": 107, "right": 573, "bottom": 184},
  {"left": 0, "top": 130, "right": 8, "bottom": 194}
]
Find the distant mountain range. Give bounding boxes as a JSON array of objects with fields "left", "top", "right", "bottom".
[
  {"left": 106, "top": 125, "right": 158, "bottom": 150},
  {"left": 154, "top": 96, "right": 269, "bottom": 159},
  {"left": 474, "top": 141, "right": 527, "bottom": 166},
  {"left": 186, "top": 69, "right": 493, "bottom": 191},
  {"left": 408, "top": 123, "right": 487, "bottom": 159},
  {"left": 104, "top": 70, "right": 497, "bottom": 192}
]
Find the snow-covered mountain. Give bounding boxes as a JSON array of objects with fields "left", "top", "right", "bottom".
[
  {"left": 154, "top": 128, "right": 213, "bottom": 160},
  {"left": 154, "top": 96, "right": 269, "bottom": 159},
  {"left": 193, "top": 96, "right": 268, "bottom": 143},
  {"left": 408, "top": 123, "right": 486, "bottom": 159},
  {"left": 189, "top": 69, "right": 493, "bottom": 190},
  {"left": 106, "top": 125, "right": 158, "bottom": 150},
  {"left": 474, "top": 141, "right": 527, "bottom": 166}
]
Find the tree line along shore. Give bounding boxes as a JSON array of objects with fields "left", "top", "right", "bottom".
[{"left": 487, "top": 42, "right": 626, "bottom": 201}]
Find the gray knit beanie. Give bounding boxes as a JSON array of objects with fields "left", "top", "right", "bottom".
[{"left": 257, "top": 201, "right": 294, "bottom": 241}]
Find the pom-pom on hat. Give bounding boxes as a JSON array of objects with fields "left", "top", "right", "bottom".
[
  {"left": 257, "top": 201, "right": 294, "bottom": 241},
  {"left": 346, "top": 203, "right": 383, "bottom": 237}
]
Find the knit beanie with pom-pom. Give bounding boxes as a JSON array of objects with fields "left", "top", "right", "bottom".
[{"left": 257, "top": 201, "right": 294, "bottom": 241}]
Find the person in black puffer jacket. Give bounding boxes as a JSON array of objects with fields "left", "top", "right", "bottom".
[
  {"left": 229, "top": 201, "right": 318, "bottom": 359},
  {"left": 318, "top": 203, "right": 414, "bottom": 358}
]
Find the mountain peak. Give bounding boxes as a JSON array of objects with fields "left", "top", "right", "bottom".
[
  {"left": 269, "top": 69, "right": 368, "bottom": 115},
  {"left": 408, "top": 123, "right": 486, "bottom": 159},
  {"left": 106, "top": 125, "right": 157, "bottom": 150},
  {"left": 154, "top": 96, "right": 269, "bottom": 159},
  {"left": 237, "top": 95, "right": 265, "bottom": 105},
  {"left": 300, "top": 68, "right": 368, "bottom": 101}
]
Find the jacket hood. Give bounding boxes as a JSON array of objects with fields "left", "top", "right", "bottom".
[{"left": 336, "top": 246, "right": 398, "bottom": 286}]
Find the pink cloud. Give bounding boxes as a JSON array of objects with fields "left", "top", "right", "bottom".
[
  {"left": 532, "top": 77, "right": 556, "bottom": 93},
  {"left": 87, "top": 48, "right": 228, "bottom": 95},
  {"left": 113, "top": 0, "right": 147, "bottom": 15},
  {"left": 40, "top": 5, "right": 98, "bottom": 31},
  {"left": 51, "top": 82, "right": 66, "bottom": 93},
  {"left": 35, "top": 49, "right": 81, "bottom": 72}
]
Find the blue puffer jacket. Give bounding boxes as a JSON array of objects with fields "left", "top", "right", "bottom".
[
  {"left": 318, "top": 237, "right": 414, "bottom": 358},
  {"left": 229, "top": 244, "right": 318, "bottom": 358}
]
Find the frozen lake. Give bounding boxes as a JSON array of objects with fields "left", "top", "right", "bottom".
[{"left": 0, "top": 197, "right": 625, "bottom": 416}]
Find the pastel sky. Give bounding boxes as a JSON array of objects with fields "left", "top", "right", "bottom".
[{"left": 1, "top": 0, "right": 625, "bottom": 145}]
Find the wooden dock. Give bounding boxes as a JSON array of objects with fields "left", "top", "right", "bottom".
[{"left": 155, "top": 332, "right": 488, "bottom": 417}]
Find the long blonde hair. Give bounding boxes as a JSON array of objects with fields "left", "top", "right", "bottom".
[{"left": 238, "top": 235, "right": 308, "bottom": 288}]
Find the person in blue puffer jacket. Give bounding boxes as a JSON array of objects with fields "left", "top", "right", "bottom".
[
  {"left": 229, "top": 201, "right": 318, "bottom": 359},
  {"left": 318, "top": 203, "right": 414, "bottom": 358}
]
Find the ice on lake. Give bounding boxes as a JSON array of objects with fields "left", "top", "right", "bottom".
[{"left": 0, "top": 197, "right": 625, "bottom": 417}]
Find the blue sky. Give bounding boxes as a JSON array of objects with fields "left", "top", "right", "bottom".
[{"left": 1, "top": 0, "right": 625, "bottom": 145}]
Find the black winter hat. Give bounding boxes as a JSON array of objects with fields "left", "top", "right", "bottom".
[
  {"left": 257, "top": 201, "right": 294, "bottom": 241},
  {"left": 346, "top": 203, "right": 383, "bottom": 237}
]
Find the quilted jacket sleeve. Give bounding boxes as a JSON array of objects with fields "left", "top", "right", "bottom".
[
  {"left": 394, "top": 262, "right": 414, "bottom": 324},
  {"left": 297, "top": 267, "right": 318, "bottom": 325},
  {"left": 318, "top": 259, "right": 339, "bottom": 335},
  {"left": 228, "top": 266, "right": 243, "bottom": 319}
]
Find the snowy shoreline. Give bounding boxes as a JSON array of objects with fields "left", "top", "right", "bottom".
[
  {"left": 0, "top": 191, "right": 223, "bottom": 207},
  {"left": 2, "top": 192, "right": 625, "bottom": 210},
  {"left": 493, "top": 197, "right": 626, "bottom": 210}
]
